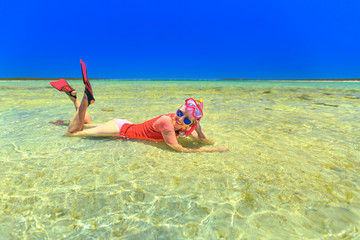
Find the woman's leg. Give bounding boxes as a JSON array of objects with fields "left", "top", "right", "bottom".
[
  {"left": 68, "top": 94, "right": 90, "bottom": 133},
  {"left": 83, "top": 123, "right": 101, "bottom": 129},
  {"left": 50, "top": 79, "right": 92, "bottom": 124},
  {"left": 67, "top": 120, "right": 120, "bottom": 137},
  {"left": 68, "top": 91, "right": 92, "bottom": 124}
]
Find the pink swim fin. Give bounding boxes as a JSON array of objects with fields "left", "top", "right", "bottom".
[
  {"left": 80, "top": 59, "right": 95, "bottom": 105},
  {"left": 49, "top": 79, "right": 77, "bottom": 98}
]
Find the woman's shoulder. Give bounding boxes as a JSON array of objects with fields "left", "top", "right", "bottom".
[
  {"left": 153, "top": 114, "right": 174, "bottom": 132},
  {"left": 160, "top": 114, "right": 173, "bottom": 120}
]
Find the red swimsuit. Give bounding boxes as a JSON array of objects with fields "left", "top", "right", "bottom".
[{"left": 118, "top": 114, "right": 176, "bottom": 141}]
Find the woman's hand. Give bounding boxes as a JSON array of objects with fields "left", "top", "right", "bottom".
[
  {"left": 190, "top": 122, "right": 214, "bottom": 145},
  {"left": 168, "top": 143, "right": 229, "bottom": 152},
  {"left": 214, "top": 147, "right": 229, "bottom": 152},
  {"left": 197, "top": 138, "right": 214, "bottom": 145}
]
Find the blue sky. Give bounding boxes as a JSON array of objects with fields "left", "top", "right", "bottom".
[{"left": 1, "top": 0, "right": 359, "bottom": 79}]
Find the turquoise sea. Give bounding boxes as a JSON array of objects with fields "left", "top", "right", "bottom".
[{"left": 0, "top": 80, "right": 359, "bottom": 239}]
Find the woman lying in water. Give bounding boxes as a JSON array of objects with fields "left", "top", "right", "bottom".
[{"left": 50, "top": 60, "right": 229, "bottom": 153}]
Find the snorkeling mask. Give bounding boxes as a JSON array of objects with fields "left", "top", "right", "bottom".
[
  {"left": 180, "top": 98, "right": 203, "bottom": 137},
  {"left": 184, "top": 98, "right": 203, "bottom": 119}
]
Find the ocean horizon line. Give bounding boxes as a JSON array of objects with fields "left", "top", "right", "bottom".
[{"left": 0, "top": 77, "right": 360, "bottom": 82}]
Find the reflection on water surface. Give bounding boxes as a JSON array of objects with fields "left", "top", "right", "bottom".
[{"left": 0, "top": 80, "right": 359, "bottom": 239}]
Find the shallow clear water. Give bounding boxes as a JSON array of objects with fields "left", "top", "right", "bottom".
[{"left": 0, "top": 80, "right": 359, "bottom": 239}]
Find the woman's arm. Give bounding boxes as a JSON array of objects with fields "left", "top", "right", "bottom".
[
  {"left": 189, "top": 123, "right": 214, "bottom": 145},
  {"left": 161, "top": 130, "right": 228, "bottom": 152}
]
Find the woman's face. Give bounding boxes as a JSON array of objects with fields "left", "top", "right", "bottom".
[{"left": 174, "top": 105, "right": 196, "bottom": 127}]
